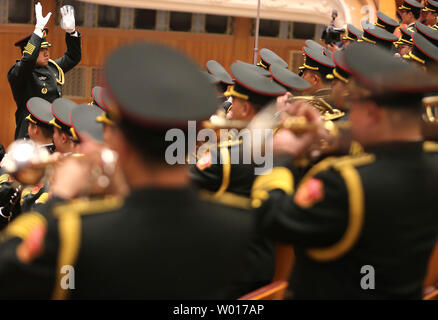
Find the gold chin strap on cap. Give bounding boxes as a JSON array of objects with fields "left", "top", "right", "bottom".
[
  {"left": 375, "top": 22, "right": 386, "bottom": 28},
  {"left": 70, "top": 127, "right": 79, "bottom": 142},
  {"left": 399, "top": 38, "right": 413, "bottom": 45},
  {"left": 257, "top": 60, "right": 269, "bottom": 69},
  {"left": 409, "top": 51, "right": 426, "bottom": 64},
  {"left": 333, "top": 69, "right": 349, "bottom": 83},
  {"left": 398, "top": 5, "right": 411, "bottom": 10},
  {"left": 224, "top": 86, "right": 249, "bottom": 100},
  {"left": 49, "top": 118, "right": 62, "bottom": 129},
  {"left": 361, "top": 36, "right": 376, "bottom": 44},
  {"left": 424, "top": 6, "right": 436, "bottom": 12},
  {"left": 26, "top": 114, "right": 37, "bottom": 124},
  {"left": 96, "top": 112, "right": 115, "bottom": 126},
  {"left": 343, "top": 35, "right": 356, "bottom": 41},
  {"left": 300, "top": 63, "right": 319, "bottom": 71}
]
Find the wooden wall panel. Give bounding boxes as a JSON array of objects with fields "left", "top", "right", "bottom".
[{"left": 0, "top": 15, "right": 306, "bottom": 147}]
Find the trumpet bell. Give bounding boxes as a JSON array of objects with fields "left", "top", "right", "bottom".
[{"left": 2, "top": 140, "right": 51, "bottom": 185}]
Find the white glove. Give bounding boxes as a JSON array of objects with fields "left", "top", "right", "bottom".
[
  {"left": 35, "top": 2, "right": 52, "bottom": 31},
  {"left": 60, "top": 5, "right": 76, "bottom": 33}
]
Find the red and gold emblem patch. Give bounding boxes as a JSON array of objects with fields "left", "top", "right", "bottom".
[
  {"left": 196, "top": 151, "right": 212, "bottom": 171},
  {"left": 31, "top": 184, "right": 43, "bottom": 195},
  {"left": 294, "top": 178, "right": 325, "bottom": 209}
]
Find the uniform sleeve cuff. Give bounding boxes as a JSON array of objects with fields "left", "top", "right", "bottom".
[{"left": 34, "top": 28, "right": 44, "bottom": 38}]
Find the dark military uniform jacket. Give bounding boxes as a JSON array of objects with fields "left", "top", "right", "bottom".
[
  {"left": 0, "top": 173, "right": 19, "bottom": 230},
  {"left": 0, "top": 187, "right": 253, "bottom": 299},
  {"left": 253, "top": 141, "right": 438, "bottom": 299},
  {"left": 20, "top": 184, "right": 49, "bottom": 213},
  {"left": 8, "top": 32, "right": 82, "bottom": 139},
  {"left": 190, "top": 137, "right": 276, "bottom": 296}
]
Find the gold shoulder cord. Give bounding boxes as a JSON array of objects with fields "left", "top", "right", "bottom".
[
  {"left": 307, "top": 164, "right": 365, "bottom": 261},
  {"left": 49, "top": 59, "right": 65, "bottom": 86},
  {"left": 299, "top": 154, "right": 374, "bottom": 261},
  {"left": 51, "top": 211, "right": 81, "bottom": 300},
  {"left": 51, "top": 196, "right": 123, "bottom": 300},
  {"left": 213, "top": 147, "right": 231, "bottom": 198}
]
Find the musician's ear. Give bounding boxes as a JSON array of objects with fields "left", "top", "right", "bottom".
[{"left": 242, "top": 100, "right": 256, "bottom": 119}]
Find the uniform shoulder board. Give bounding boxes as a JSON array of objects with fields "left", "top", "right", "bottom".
[
  {"left": 423, "top": 141, "right": 438, "bottom": 153},
  {"left": 53, "top": 196, "right": 123, "bottom": 217}
]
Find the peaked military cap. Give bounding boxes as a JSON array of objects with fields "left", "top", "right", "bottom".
[
  {"left": 206, "top": 60, "right": 234, "bottom": 85},
  {"left": 26, "top": 97, "right": 53, "bottom": 126},
  {"left": 359, "top": 21, "right": 398, "bottom": 49},
  {"left": 304, "top": 40, "right": 332, "bottom": 58},
  {"left": 344, "top": 43, "right": 438, "bottom": 104},
  {"left": 398, "top": 0, "right": 425, "bottom": 11},
  {"left": 235, "top": 61, "right": 271, "bottom": 76},
  {"left": 299, "top": 45, "right": 335, "bottom": 77},
  {"left": 327, "top": 50, "right": 352, "bottom": 83},
  {"left": 415, "top": 22, "right": 438, "bottom": 46},
  {"left": 257, "top": 48, "right": 288, "bottom": 70},
  {"left": 70, "top": 105, "right": 104, "bottom": 143},
  {"left": 375, "top": 11, "right": 400, "bottom": 33},
  {"left": 269, "top": 64, "right": 311, "bottom": 92},
  {"left": 424, "top": 0, "right": 438, "bottom": 12},
  {"left": 14, "top": 28, "right": 51, "bottom": 51},
  {"left": 92, "top": 86, "right": 119, "bottom": 126},
  {"left": 343, "top": 24, "right": 363, "bottom": 41},
  {"left": 405, "top": 32, "right": 438, "bottom": 65},
  {"left": 104, "top": 42, "right": 218, "bottom": 128},
  {"left": 395, "top": 27, "right": 414, "bottom": 46},
  {"left": 224, "top": 62, "right": 286, "bottom": 106},
  {"left": 50, "top": 98, "right": 78, "bottom": 131},
  {"left": 202, "top": 70, "right": 220, "bottom": 85}
]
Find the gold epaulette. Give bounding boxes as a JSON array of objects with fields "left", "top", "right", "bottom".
[
  {"left": 52, "top": 196, "right": 123, "bottom": 217},
  {"left": 0, "top": 173, "right": 11, "bottom": 184},
  {"left": 251, "top": 167, "right": 294, "bottom": 209},
  {"left": 35, "top": 192, "right": 49, "bottom": 205},
  {"left": 2, "top": 212, "right": 47, "bottom": 242},
  {"left": 424, "top": 141, "right": 438, "bottom": 153},
  {"left": 48, "top": 59, "right": 65, "bottom": 86}
]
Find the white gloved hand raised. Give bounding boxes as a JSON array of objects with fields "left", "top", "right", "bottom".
[
  {"left": 60, "top": 5, "right": 76, "bottom": 33},
  {"left": 35, "top": 2, "right": 52, "bottom": 32}
]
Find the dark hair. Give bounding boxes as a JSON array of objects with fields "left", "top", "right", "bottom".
[
  {"left": 39, "top": 124, "right": 54, "bottom": 140},
  {"left": 305, "top": 69, "right": 331, "bottom": 85},
  {"left": 119, "top": 119, "right": 190, "bottom": 165},
  {"left": 412, "top": 8, "right": 421, "bottom": 19}
]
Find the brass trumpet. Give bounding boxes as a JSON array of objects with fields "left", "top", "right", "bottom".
[
  {"left": 1, "top": 140, "right": 117, "bottom": 187},
  {"left": 286, "top": 95, "right": 346, "bottom": 121}
]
